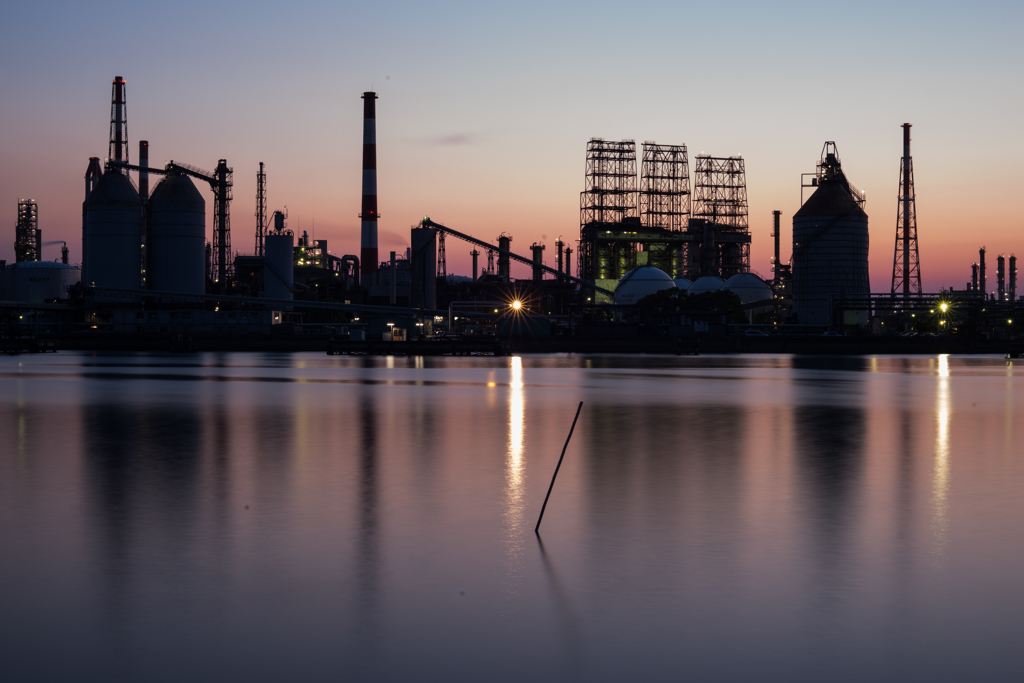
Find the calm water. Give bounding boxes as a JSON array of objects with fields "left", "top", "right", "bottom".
[{"left": 1, "top": 352, "right": 1022, "bottom": 682}]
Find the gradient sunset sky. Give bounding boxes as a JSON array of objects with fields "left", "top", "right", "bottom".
[{"left": 1, "top": 0, "right": 1020, "bottom": 291}]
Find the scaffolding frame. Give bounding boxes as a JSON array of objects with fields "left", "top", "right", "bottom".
[
  {"left": 15, "top": 199, "right": 40, "bottom": 263},
  {"left": 640, "top": 142, "right": 690, "bottom": 231},
  {"left": 579, "top": 139, "right": 637, "bottom": 280},
  {"left": 690, "top": 155, "right": 749, "bottom": 278}
]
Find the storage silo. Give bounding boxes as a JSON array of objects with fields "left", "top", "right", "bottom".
[
  {"left": 149, "top": 174, "right": 206, "bottom": 294},
  {"left": 792, "top": 145, "right": 869, "bottom": 325},
  {"left": 264, "top": 233, "right": 294, "bottom": 300},
  {"left": 613, "top": 266, "right": 676, "bottom": 306},
  {"left": 84, "top": 171, "right": 142, "bottom": 289}
]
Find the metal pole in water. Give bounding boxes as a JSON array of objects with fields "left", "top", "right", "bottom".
[{"left": 535, "top": 401, "right": 583, "bottom": 535}]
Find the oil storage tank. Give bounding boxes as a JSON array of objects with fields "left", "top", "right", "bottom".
[
  {"left": 792, "top": 144, "right": 869, "bottom": 326},
  {"left": 5, "top": 261, "right": 80, "bottom": 303},
  {"left": 84, "top": 171, "right": 141, "bottom": 289},
  {"left": 149, "top": 174, "right": 206, "bottom": 294},
  {"left": 264, "top": 232, "right": 294, "bottom": 300}
]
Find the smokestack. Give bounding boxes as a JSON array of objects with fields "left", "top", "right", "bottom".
[
  {"left": 565, "top": 247, "right": 573, "bottom": 279},
  {"left": 138, "top": 141, "right": 149, "bottom": 200},
  {"left": 531, "top": 243, "right": 545, "bottom": 282},
  {"left": 109, "top": 77, "right": 128, "bottom": 172},
  {"left": 389, "top": 251, "right": 397, "bottom": 305},
  {"left": 360, "top": 91, "right": 379, "bottom": 287},
  {"left": 772, "top": 210, "right": 781, "bottom": 288},
  {"left": 498, "top": 235, "right": 511, "bottom": 280},
  {"left": 555, "top": 238, "right": 564, "bottom": 278},
  {"left": 471, "top": 248, "right": 479, "bottom": 281},
  {"left": 1010, "top": 255, "right": 1017, "bottom": 302},
  {"left": 980, "top": 247, "right": 987, "bottom": 298},
  {"left": 998, "top": 255, "right": 1006, "bottom": 301},
  {"left": 972, "top": 263, "right": 979, "bottom": 292}
]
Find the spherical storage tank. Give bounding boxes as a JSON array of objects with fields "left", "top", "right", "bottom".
[
  {"left": 724, "top": 273, "right": 772, "bottom": 305},
  {"left": 673, "top": 278, "right": 693, "bottom": 291},
  {"left": 84, "top": 171, "right": 141, "bottom": 289},
  {"left": 613, "top": 266, "right": 676, "bottom": 305},
  {"left": 6, "top": 262, "right": 80, "bottom": 303},
  {"left": 687, "top": 275, "right": 725, "bottom": 295},
  {"left": 149, "top": 174, "right": 206, "bottom": 294},
  {"left": 792, "top": 147, "right": 869, "bottom": 325},
  {"left": 264, "top": 233, "right": 294, "bottom": 300}
]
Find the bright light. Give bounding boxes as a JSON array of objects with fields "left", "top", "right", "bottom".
[
  {"left": 940, "top": 303, "right": 949, "bottom": 312},
  {"left": 511, "top": 300, "right": 522, "bottom": 311}
]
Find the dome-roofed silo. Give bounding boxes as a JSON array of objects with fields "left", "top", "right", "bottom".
[
  {"left": 673, "top": 278, "right": 693, "bottom": 291},
  {"left": 149, "top": 174, "right": 206, "bottom": 294},
  {"left": 688, "top": 275, "right": 725, "bottom": 295},
  {"left": 792, "top": 143, "right": 869, "bottom": 325},
  {"left": 613, "top": 266, "right": 676, "bottom": 305},
  {"left": 84, "top": 171, "right": 141, "bottom": 289}
]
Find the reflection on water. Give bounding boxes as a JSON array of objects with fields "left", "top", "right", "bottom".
[
  {"left": 932, "top": 355, "right": 951, "bottom": 561},
  {"left": 2, "top": 352, "right": 1023, "bottom": 682}
]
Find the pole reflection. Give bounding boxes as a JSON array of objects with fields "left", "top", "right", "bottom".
[{"left": 932, "top": 354, "right": 951, "bottom": 560}]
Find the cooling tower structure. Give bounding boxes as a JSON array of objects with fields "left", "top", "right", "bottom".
[
  {"left": 84, "top": 171, "right": 142, "bottom": 289},
  {"left": 360, "top": 91, "right": 379, "bottom": 287},
  {"left": 148, "top": 174, "right": 206, "bottom": 294},
  {"left": 792, "top": 142, "right": 869, "bottom": 326}
]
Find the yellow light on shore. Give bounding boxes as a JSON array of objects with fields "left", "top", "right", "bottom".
[{"left": 511, "top": 300, "right": 523, "bottom": 311}]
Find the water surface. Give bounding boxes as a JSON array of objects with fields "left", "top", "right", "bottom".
[{"left": 2, "top": 353, "right": 1022, "bottom": 681}]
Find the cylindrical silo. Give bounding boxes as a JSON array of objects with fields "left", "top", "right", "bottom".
[
  {"left": 84, "top": 171, "right": 142, "bottom": 289},
  {"left": 264, "top": 233, "right": 294, "bottom": 300},
  {"left": 148, "top": 174, "right": 206, "bottom": 294},
  {"left": 9, "top": 262, "right": 81, "bottom": 303},
  {"left": 792, "top": 152, "right": 869, "bottom": 326}
]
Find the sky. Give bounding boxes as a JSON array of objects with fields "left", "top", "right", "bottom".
[{"left": 1, "top": 0, "right": 1020, "bottom": 291}]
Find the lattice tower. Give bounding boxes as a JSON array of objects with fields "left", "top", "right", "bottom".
[
  {"left": 640, "top": 143, "right": 689, "bottom": 230},
  {"left": 14, "top": 199, "right": 39, "bottom": 262},
  {"left": 890, "top": 123, "right": 922, "bottom": 296},
  {"left": 692, "top": 155, "right": 749, "bottom": 276},
  {"left": 211, "top": 159, "right": 233, "bottom": 286},
  {"left": 108, "top": 77, "right": 129, "bottom": 174},
  {"left": 255, "top": 163, "right": 267, "bottom": 257},
  {"left": 579, "top": 139, "right": 637, "bottom": 280}
]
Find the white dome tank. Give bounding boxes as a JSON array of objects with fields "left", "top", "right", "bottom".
[
  {"left": 613, "top": 266, "right": 676, "bottom": 306},
  {"left": 724, "top": 273, "right": 772, "bottom": 305},
  {"left": 688, "top": 275, "right": 725, "bottom": 294},
  {"left": 673, "top": 278, "right": 693, "bottom": 291}
]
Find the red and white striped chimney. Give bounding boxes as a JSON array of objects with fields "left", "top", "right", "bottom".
[{"left": 360, "top": 91, "right": 378, "bottom": 286}]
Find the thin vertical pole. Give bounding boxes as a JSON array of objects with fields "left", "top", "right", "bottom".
[{"left": 535, "top": 401, "right": 584, "bottom": 535}]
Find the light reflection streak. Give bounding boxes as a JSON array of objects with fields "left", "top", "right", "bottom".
[
  {"left": 932, "top": 354, "right": 951, "bottom": 560},
  {"left": 503, "top": 357, "right": 526, "bottom": 596}
]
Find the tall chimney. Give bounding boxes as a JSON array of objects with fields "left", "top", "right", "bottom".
[
  {"left": 389, "top": 251, "right": 397, "bottom": 305},
  {"left": 138, "top": 140, "right": 149, "bottom": 200},
  {"left": 471, "top": 248, "right": 479, "bottom": 281},
  {"left": 360, "top": 92, "right": 379, "bottom": 287},
  {"left": 109, "top": 77, "right": 128, "bottom": 172},
  {"left": 997, "top": 255, "right": 1006, "bottom": 301},
  {"left": 972, "top": 263, "right": 979, "bottom": 292},
  {"left": 1010, "top": 255, "right": 1017, "bottom": 302},
  {"left": 980, "top": 247, "right": 987, "bottom": 298},
  {"left": 772, "top": 210, "right": 781, "bottom": 289}
]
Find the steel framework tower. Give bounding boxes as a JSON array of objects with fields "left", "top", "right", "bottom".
[
  {"left": 891, "top": 123, "right": 921, "bottom": 296},
  {"left": 211, "top": 159, "right": 233, "bottom": 287},
  {"left": 691, "top": 155, "right": 749, "bottom": 276},
  {"left": 437, "top": 230, "right": 446, "bottom": 277},
  {"left": 109, "top": 77, "right": 129, "bottom": 173},
  {"left": 15, "top": 199, "right": 40, "bottom": 262},
  {"left": 255, "top": 162, "right": 267, "bottom": 256},
  {"left": 579, "top": 139, "right": 637, "bottom": 280},
  {"left": 639, "top": 143, "right": 690, "bottom": 231}
]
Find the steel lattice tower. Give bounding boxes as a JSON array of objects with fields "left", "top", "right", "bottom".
[
  {"left": 891, "top": 123, "right": 921, "bottom": 296},
  {"left": 255, "top": 162, "right": 267, "bottom": 257},
  {"left": 579, "top": 139, "right": 637, "bottom": 281},
  {"left": 108, "top": 77, "right": 129, "bottom": 173},
  {"left": 691, "top": 155, "right": 749, "bottom": 277},
  {"left": 437, "top": 230, "right": 446, "bottom": 277},
  {"left": 212, "top": 159, "right": 233, "bottom": 288},
  {"left": 640, "top": 143, "right": 690, "bottom": 230}
]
